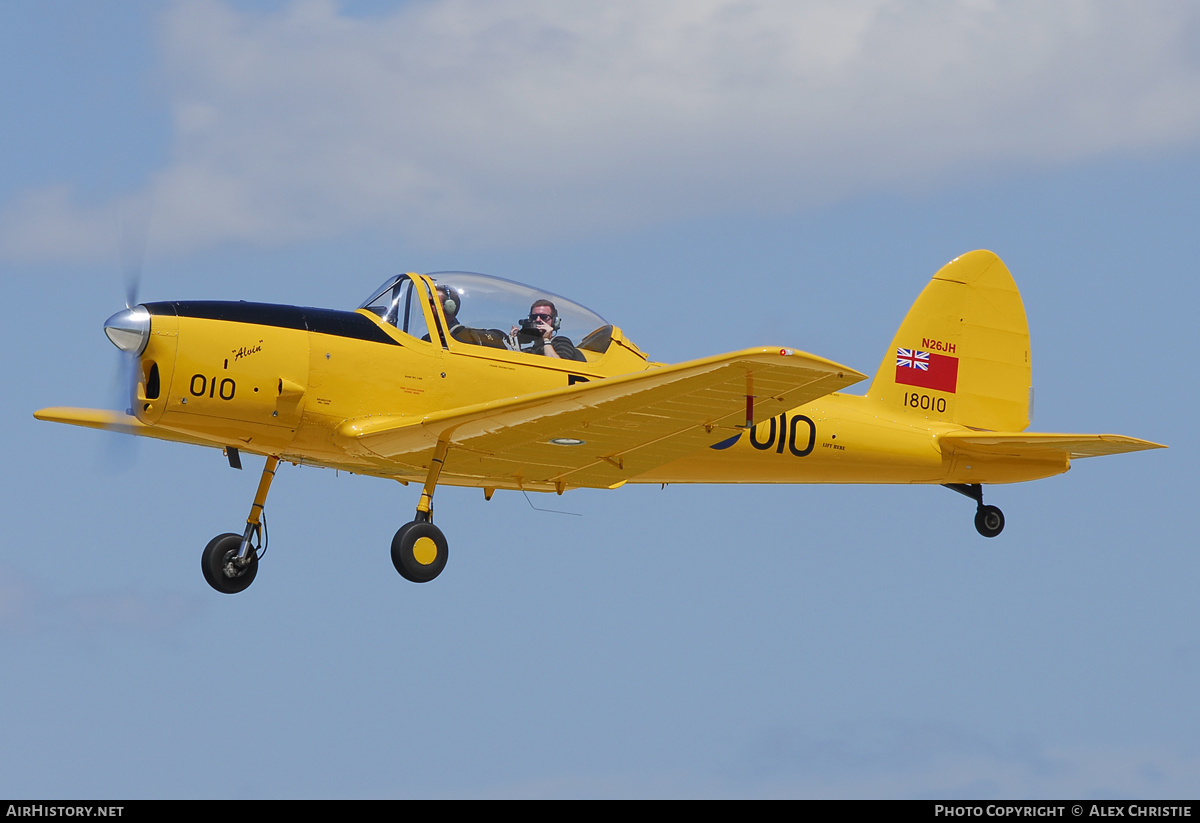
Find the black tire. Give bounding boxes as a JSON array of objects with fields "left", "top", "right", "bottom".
[
  {"left": 202, "top": 533, "right": 258, "bottom": 594},
  {"left": 391, "top": 521, "right": 448, "bottom": 583},
  {"left": 974, "top": 505, "right": 1005, "bottom": 538}
]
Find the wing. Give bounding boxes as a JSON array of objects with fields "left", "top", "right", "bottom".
[
  {"left": 338, "top": 347, "right": 866, "bottom": 489},
  {"left": 940, "top": 431, "right": 1166, "bottom": 460},
  {"left": 33, "top": 407, "right": 229, "bottom": 449}
]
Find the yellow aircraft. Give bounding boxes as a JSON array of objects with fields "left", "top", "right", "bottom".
[{"left": 35, "top": 250, "right": 1163, "bottom": 593}]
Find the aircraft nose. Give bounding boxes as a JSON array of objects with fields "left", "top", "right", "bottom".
[{"left": 104, "top": 306, "right": 151, "bottom": 355}]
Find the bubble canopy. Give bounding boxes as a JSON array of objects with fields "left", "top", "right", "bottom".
[{"left": 359, "top": 271, "right": 609, "bottom": 346}]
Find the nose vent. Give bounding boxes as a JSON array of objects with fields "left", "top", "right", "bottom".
[
  {"left": 143, "top": 361, "right": 160, "bottom": 400},
  {"left": 104, "top": 306, "right": 151, "bottom": 355}
]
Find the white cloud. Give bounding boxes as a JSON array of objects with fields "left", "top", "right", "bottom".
[{"left": 5, "top": 0, "right": 1200, "bottom": 261}]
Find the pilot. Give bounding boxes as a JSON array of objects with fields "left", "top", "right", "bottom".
[
  {"left": 513, "top": 299, "right": 586, "bottom": 361},
  {"left": 431, "top": 284, "right": 508, "bottom": 349},
  {"left": 422, "top": 285, "right": 467, "bottom": 343},
  {"left": 436, "top": 285, "right": 466, "bottom": 339}
]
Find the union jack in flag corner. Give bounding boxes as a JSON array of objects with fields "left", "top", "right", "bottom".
[
  {"left": 896, "top": 348, "right": 929, "bottom": 371},
  {"left": 895, "top": 347, "right": 958, "bottom": 393}
]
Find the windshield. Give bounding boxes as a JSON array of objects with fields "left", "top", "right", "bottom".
[{"left": 358, "top": 274, "right": 432, "bottom": 341}]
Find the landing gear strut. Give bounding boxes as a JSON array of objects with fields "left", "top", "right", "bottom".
[
  {"left": 944, "top": 483, "right": 1005, "bottom": 538},
  {"left": 391, "top": 438, "right": 450, "bottom": 583},
  {"left": 202, "top": 455, "right": 279, "bottom": 594}
]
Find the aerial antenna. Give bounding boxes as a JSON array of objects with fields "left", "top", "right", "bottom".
[{"left": 521, "top": 490, "right": 581, "bottom": 517}]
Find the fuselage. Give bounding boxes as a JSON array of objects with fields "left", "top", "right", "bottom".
[
  {"left": 633, "top": 392, "right": 1067, "bottom": 487},
  {"left": 130, "top": 293, "right": 1067, "bottom": 492}
]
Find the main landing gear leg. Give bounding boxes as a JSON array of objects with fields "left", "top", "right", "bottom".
[
  {"left": 944, "top": 483, "right": 1005, "bottom": 538},
  {"left": 202, "top": 455, "right": 280, "bottom": 594},
  {"left": 391, "top": 439, "right": 450, "bottom": 583}
]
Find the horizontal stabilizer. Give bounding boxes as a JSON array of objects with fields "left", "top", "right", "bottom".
[{"left": 940, "top": 431, "right": 1166, "bottom": 460}]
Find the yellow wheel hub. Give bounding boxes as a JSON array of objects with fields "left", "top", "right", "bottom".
[{"left": 412, "top": 536, "right": 439, "bottom": 566}]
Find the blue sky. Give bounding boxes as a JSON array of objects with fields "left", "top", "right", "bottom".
[{"left": 1, "top": 1, "right": 1196, "bottom": 798}]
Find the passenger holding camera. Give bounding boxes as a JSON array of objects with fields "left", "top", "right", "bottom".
[{"left": 513, "top": 299, "right": 585, "bottom": 362}]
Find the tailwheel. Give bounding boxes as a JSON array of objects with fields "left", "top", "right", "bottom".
[
  {"left": 391, "top": 521, "right": 449, "bottom": 583},
  {"left": 974, "top": 504, "right": 1005, "bottom": 538},
  {"left": 944, "top": 483, "right": 1006, "bottom": 539},
  {"left": 202, "top": 533, "right": 259, "bottom": 594}
]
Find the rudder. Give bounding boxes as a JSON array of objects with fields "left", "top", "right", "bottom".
[{"left": 868, "top": 250, "right": 1031, "bottom": 432}]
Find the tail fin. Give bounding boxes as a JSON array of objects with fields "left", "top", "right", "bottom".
[{"left": 868, "top": 250, "right": 1031, "bottom": 432}]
